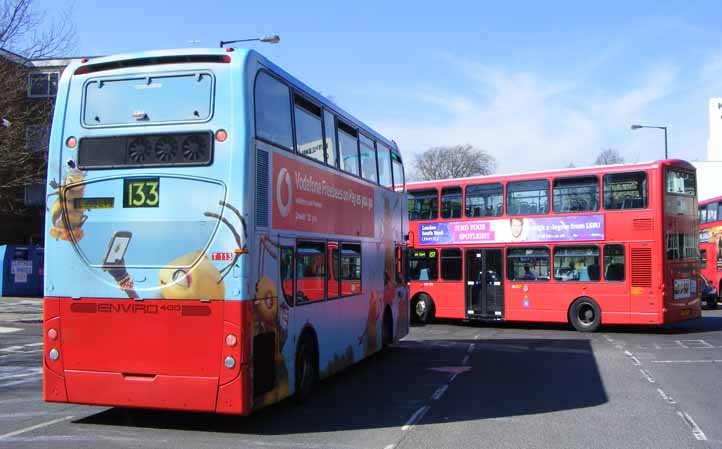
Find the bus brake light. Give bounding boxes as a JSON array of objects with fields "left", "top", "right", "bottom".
[
  {"left": 216, "top": 129, "right": 228, "bottom": 142},
  {"left": 48, "top": 328, "right": 58, "bottom": 340}
]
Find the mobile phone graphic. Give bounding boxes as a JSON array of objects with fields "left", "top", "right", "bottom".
[{"left": 104, "top": 231, "right": 132, "bottom": 266}]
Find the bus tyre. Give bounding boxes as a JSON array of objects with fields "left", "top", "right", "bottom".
[
  {"left": 294, "top": 335, "right": 317, "bottom": 403},
  {"left": 413, "top": 294, "right": 435, "bottom": 324},
  {"left": 569, "top": 297, "right": 601, "bottom": 332}
]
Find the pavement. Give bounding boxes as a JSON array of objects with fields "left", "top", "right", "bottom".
[{"left": 0, "top": 298, "right": 721, "bottom": 449}]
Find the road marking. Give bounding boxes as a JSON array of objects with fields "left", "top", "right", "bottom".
[
  {"left": 651, "top": 360, "right": 722, "bottom": 364},
  {"left": 0, "top": 327, "right": 21, "bottom": 334},
  {"left": 473, "top": 334, "right": 480, "bottom": 340},
  {"left": 675, "top": 340, "right": 688, "bottom": 349},
  {"left": 0, "top": 346, "right": 23, "bottom": 352},
  {"left": 467, "top": 343, "right": 475, "bottom": 353},
  {"left": 461, "top": 355, "right": 470, "bottom": 366},
  {"left": 384, "top": 445, "right": 395, "bottom": 449},
  {"left": 657, "top": 388, "right": 676, "bottom": 405},
  {"left": 602, "top": 335, "right": 614, "bottom": 343},
  {"left": 26, "top": 342, "right": 44, "bottom": 347},
  {"left": 0, "top": 416, "right": 74, "bottom": 440},
  {"left": 678, "top": 411, "right": 707, "bottom": 441},
  {"left": 639, "top": 369, "right": 655, "bottom": 383},
  {"left": 431, "top": 384, "right": 448, "bottom": 401},
  {"left": 402, "top": 406, "right": 430, "bottom": 431}
]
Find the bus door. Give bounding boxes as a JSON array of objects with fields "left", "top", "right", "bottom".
[{"left": 465, "top": 249, "right": 504, "bottom": 319}]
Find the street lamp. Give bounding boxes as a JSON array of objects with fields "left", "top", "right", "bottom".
[
  {"left": 630, "top": 124, "right": 668, "bottom": 160},
  {"left": 219, "top": 35, "right": 280, "bottom": 48}
]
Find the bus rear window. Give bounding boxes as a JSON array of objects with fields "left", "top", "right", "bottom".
[
  {"left": 408, "top": 189, "right": 438, "bottom": 221},
  {"left": 666, "top": 169, "right": 696, "bottom": 196},
  {"left": 83, "top": 73, "right": 214, "bottom": 126}
]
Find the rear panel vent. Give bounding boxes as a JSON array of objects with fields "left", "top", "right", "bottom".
[
  {"left": 633, "top": 218, "right": 653, "bottom": 231},
  {"left": 78, "top": 132, "right": 213, "bottom": 169},
  {"left": 255, "top": 148, "right": 269, "bottom": 227},
  {"left": 631, "top": 248, "right": 653, "bottom": 288}
]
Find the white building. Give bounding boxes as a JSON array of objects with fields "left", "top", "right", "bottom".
[{"left": 692, "top": 98, "right": 722, "bottom": 202}]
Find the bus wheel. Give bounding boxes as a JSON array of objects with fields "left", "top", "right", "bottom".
[
  {"left": 294, "top": 334, "right": 317, "bottom": 403},
  {"left": 569, "top": 297, "right": 601, "bottom": 332},
  {"left": 413, "top": 294, "right": 435, "bottom": 324}
]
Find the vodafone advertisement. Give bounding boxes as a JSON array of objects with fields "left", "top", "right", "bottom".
[{"left": 272, "top": 153, "right": 375, "bottom": 237}]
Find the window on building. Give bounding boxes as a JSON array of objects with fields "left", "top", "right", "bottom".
[
  {"left": 296, "top": 241, "right": 326, "bottom": 303},
  {"left": 391, "top": 152, "right": 404, "bottom": 191},
  {"left": 441, "top": 186, "right": 462, "bottom": 219},
  {"left": 377, "top": 143, "right": 393, "bottom": 189},
  {"left": 337, "top": 121, "right": 359, "bottom": 176},
  {"left": 340, "top": 242, "right": 362, "bottom": 296},
  {"left": 465, "top": 183, "right": 503, "bottom": 217},
  {"left": 408, "top": 248, "right": 438, "bottom": 281},
  {"left": 323, "top": 110, "right": 337, "bottom": 168},
  {"left": 440, "top": 248, "right": 462, "bottom": 280},
  {"left": 294, "top": 95, "right": 324, "bottom": 163},
  {"left": 553, "top": 246, "right": 601, "bottom": 282},
  {"left": 553, "top": 176, "right": 599, "bottom": 213},
  {"left": 408, "top": 188, "right": 438, "bottom": 221},
  {"left": 25, "top": 125, "right": 49, "bottom": 153},
  {"left": 603, "top": 171, "right": 648, "bottom": 210},
  {"left": 603, "top": 244, "right": 625, "bottom": 281},
  {"left": 254, "top": 72, "right": 293, "bottom": 149},
  {"left": 507, "top": 247, "right": 550, "bottom": 281},
  {"left": 507, "top": 180, "right": 549, "bottom": 215},
  {"left": 27, "top": 71, "right": 59, "bottom": 98},
  {"left": 359, "top": 134, "right": 378, "bottom": 183}
]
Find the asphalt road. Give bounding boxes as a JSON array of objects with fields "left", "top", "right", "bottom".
[{"left": 1, "top": 297, "right": 721, "bottom": 449}]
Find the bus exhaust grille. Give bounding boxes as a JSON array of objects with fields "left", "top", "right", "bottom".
[
  {"left": 633, "top": 218, "right": 653, "bottom": 231},
  {"left": 256, "top": 148, "right": 269, "bottom": 227},
  {"left": 631, "top": 248, "right": 653, "bottom": 288},
  {"left": 78, "top": 132, "right": 213, "bottom": 169}
]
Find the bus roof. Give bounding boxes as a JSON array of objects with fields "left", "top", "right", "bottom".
[
  {"left": 407, "top": 159, "right": 696, "bottom": 189},
  {"left": 71, "top": 47, "right": 401, "bottom": 158},
  {"left": 699, "top": 195, "right": 722, "bottom": 207}
]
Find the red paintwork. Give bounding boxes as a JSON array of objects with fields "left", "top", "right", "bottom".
[
  {"left": 408, "top": 160, "right": 701, "bottom": 326},
  {"left": 699, "top": 195, "right": 722, "bottom": 295},
  {"left": 43, "top": 298, "right": 253, "bottom": 415}
]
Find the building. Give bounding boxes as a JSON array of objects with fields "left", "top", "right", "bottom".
[
  {"left": 693, "top": 98, "right": 722, "bottom": 202},
  {"left": 0, "top": 48, "right": 86, "bottom": 245}
]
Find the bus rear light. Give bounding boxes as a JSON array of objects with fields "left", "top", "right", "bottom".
[
  {"left": 48, "top": 328, "right": 58, "bottom": 341},
  {"left": 226, "top": 47, "right": 234, "bottom": 52},
  {"left": 74, "top": 65, "right": 89, "bottom": 75},
  {"left": 224, "top": 356, "right": 236, "bottom": 369},
  {"left": 225, "top": 333, "right": 237, "bottom": 347},
  {"left": 66, "top": 137, "right": 77, "bottom": 149},
  {"left": 216, "top": 129, "right": 228, "bottom": 142},
  {"left": 48, "top": 348, "right": 60, "bottom": 361},
  {"left": 222, "top": 55, "right": 232, "bottom": 63}
]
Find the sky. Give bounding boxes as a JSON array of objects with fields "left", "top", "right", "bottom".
[{"left": 32, "top": 0, "right": 722, "bottom": 174}]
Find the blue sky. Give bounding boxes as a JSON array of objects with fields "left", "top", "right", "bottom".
[{"left": 35, "top": 0, "right": 722, "bottom": 173}]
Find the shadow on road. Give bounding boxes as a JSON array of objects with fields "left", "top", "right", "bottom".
[{"left": 75, "top": 338, "right": 607, "bottom": 435}]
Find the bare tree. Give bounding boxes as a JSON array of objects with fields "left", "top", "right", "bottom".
[
  {"left": 412, "top": 144, "right": 496, "bottom": 181},
  {"left": 0, "top": 0, "right": 74, "bottom": 215},
  {"left": 594, "top": 148, "right": 625, "bottom": 166}
]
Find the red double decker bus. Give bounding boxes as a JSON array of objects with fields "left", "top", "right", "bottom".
[
  {"left": 407, "top": 160, "right": 701, "bottom": 332},
  {"left": 698, "top": 195, "right": 722, "bottom": 307}
]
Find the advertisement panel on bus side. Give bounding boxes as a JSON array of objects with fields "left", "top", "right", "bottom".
[
  {"left": 272, "top": 153, "right": 375, "bottom": 237},
  {"left": 418, "top": 215, "right": 604, "bottom": 245}
]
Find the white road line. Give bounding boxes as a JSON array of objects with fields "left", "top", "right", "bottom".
[
  {"left": 0, "top": 371, "right": 40, "bottom": 381},
  {"left": 651, "top": 360, "right": 722, "bottom": 364},
  {"left": 0, "top": 327, "right": 21, "bottom": 334},
  {"left": 0, "top": 346, "right": 23, "bottom": 352},
  {"left": 675, "top": 341, "right": 688, "bottom": 349},
  {"left": 630, "top": 356, "right": 641, "bottom": 366},
  {"left": 431, "top": 384, "right": 448, "bottom": 401},
  {"left": 467, "top": 344, "right": 475, "bottom": 353},
  {"left": 448, "top": 373, "right": 458, "bottom": 382},
  {"left": 0, "top": 415, "right": 74, "bottom": 440},
  {"left": 384, "top": 445, "right": 395, "bottom": 449},
  {"left": 26, "top": 343, "right": 44, "bottom": 347},
  {"left": 461, "top": 355, "right": 470, "bottom": 366},
  {"left": 657, "top": 388, "right": 676, "bottom": 405},
  {"left": 639, "top": 369, "right": 655, "bottom": 383},
  {"left": 402, "top": 406, "right": 430, "bottom": 431},
  {"left": 602, "top": 335, "right": 614, "bottom": 343},
  {"left": 678, "top": 411, "right": 707, "bottom": 441},
  {"left": 473, "top": 334, "right": 480, "bottom": 340}
]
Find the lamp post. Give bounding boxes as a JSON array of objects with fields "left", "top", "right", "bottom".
[
  {"left": 630, "top": 124, "right": 668, "bottom": 160},
  {"left": 219, "top": 35, "right": 280, "bottom": 48}
]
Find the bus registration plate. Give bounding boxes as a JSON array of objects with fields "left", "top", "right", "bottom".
[{"left": 123, "top": 178, "right": 160, "bottom": 208}]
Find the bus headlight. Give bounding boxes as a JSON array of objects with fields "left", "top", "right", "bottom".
[
  {"left": 224, "top": 356, "right": 236, "bottom": 369},
  {"left": 48, "top": 348, "right": 60, "bottom": 361}
]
